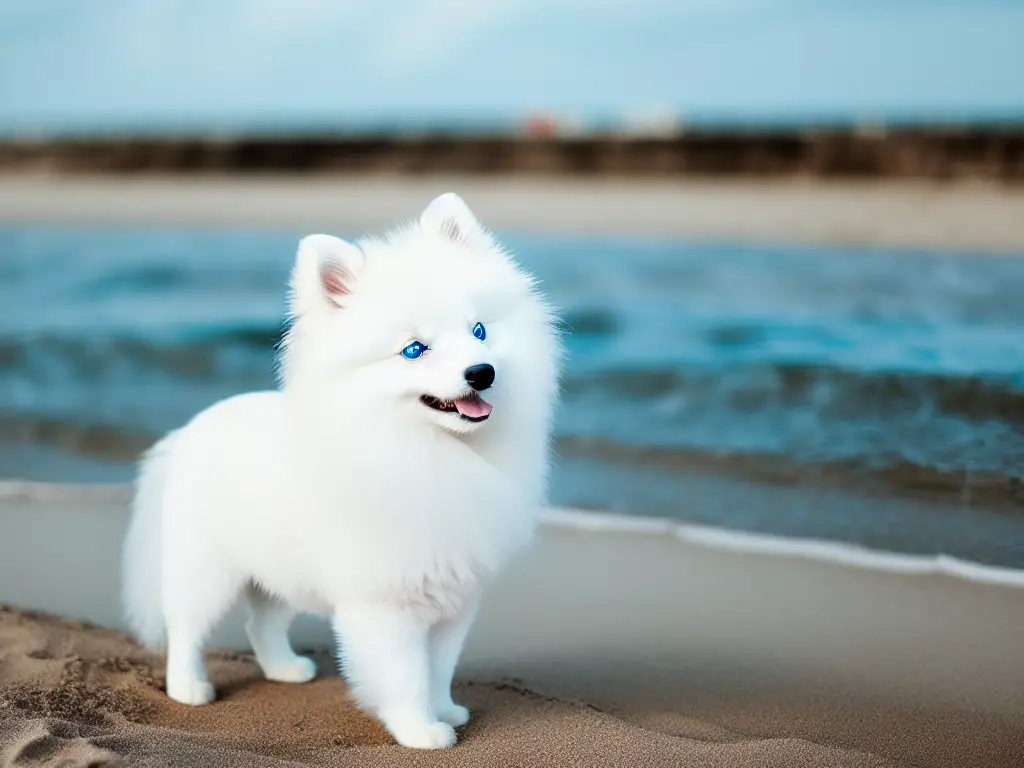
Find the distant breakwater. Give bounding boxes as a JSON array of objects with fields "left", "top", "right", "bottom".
[{"left": 1, "top": 127, "right": 1022, "bottom": 181}]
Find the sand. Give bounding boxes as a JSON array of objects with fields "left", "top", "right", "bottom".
[
  {"left": 2, "top": 174, "right": 1024, "bottom": 251},
  {"left": 0, "top": 606, "right": 896, "bottom": 768},
  {"left": 2, "top": 484, "right": 1023, "bottom": 767}
]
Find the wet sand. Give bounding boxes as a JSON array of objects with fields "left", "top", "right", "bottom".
[
  {"left": 1, "top": 485, "right": 1023, "bottom": 767},
  {"left": 1, "top": 174, "right": 1024, "bottom": 250}
]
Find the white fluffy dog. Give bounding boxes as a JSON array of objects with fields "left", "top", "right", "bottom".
[{"left": 121, "top": 193, "right": 561, "bottom": 749}]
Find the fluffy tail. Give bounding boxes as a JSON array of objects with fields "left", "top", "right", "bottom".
[{"left": 121, "top": 430, "right": 178, "bottom": 650}]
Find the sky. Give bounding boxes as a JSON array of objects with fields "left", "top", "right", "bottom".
[{"left": 0, "top": 0, "right": 1022, "bottom": 131}]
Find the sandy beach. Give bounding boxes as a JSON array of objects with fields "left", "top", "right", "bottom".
[
  {"left": 1, "top": 175, "right": 1024, "bottom": 767},
  {"left": 2, "top": 174, "right": 1024, "bottom": 251},
  {"left": 1, "top": 484, "right": 1023, "bottom": 767}
]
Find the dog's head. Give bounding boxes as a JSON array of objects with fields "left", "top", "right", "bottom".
[{"left": 280, "top": 193, "right": 560, "bottom": 440}]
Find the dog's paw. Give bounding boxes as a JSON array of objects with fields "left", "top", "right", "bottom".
[
  {"left": 391, "top": 721, "right": 457, "bottom": 750},
  {"left": 167, "top": 678, "right": 216, "bottom": 706},
  {"left": 263, "top": 655, "right": 318, "bottom": 684},
  {"left": 437, "top": 704, "right": 470, "bottom": 727}
]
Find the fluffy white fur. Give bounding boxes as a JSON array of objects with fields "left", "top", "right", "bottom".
[{"left": 121, "top": 193, "right": 561, "bottom": 749}]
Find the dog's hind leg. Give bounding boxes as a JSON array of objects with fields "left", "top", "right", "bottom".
[
  {"left": 244, "top": 584, "right": 317, "bottom": 683},
  {"left": 163, "top": 544, "right": 241, "bottom": 706}
]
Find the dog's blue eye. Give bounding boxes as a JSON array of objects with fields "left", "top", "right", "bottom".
[
  {"left": 402, "top": 341, "right": 427, "bottom": 359},
  {"left": 472, "top": 322, "right": 486, "bottom": 341}
]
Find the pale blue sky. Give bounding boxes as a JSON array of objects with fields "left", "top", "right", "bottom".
[{"left": 1, "top": 0, "right": 1022, "bottom": 131}]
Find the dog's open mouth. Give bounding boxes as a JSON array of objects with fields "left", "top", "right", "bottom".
[{"left": 420, "top": 393, "right": 493, "bottom": 422}]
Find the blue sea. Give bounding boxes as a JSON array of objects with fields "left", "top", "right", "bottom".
[{"left": 2, "top": 227, "right": 1023, "bottom": 566}]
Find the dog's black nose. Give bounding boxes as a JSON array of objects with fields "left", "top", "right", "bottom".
[{"left": 464, "top": 363, "right": 495, "bottom": 391}]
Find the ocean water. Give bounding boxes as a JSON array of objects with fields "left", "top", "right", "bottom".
[{"left": 2, "top": 226, "right": 1023, "bottom": 566}]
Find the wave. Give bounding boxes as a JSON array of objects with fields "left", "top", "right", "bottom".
[
  {"left": 0, "top": 411, "right": 153, "bottom": 461},
  {"left": 4, "top": 330, "right": 1023, "bottom": 423},
  {"left": 2, "top": 323, "right": 1022, "bottom": 504},
  {"left": 564, "top": 361, "right": 1024, "bottom": 427},
  {"left": 0, "top": 322, "right": 286, "bottom": 379},
  {"left": 555, "top": 435, "right": 1024, "bottom": 510}
]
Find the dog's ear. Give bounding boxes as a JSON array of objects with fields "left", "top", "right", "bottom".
[
  {"left": 420, "top": 192, "right": 487, "bottom": 244},
  {"left": 290, "top": 234, "right": 364, "bottom": 315}
]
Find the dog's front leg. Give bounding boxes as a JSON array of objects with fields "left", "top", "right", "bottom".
[
  {"left": 333, "top": 603, "right": 456, "bottom": 749},
  {"left": 429, "top": 598, "right": 479, "bottom": 727}
]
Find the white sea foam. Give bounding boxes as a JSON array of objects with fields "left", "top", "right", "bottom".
[
  {"left": 4, "top": 480, "right": 1024, "bottom": 589},
  {"left": 544, "top": 507, "right": 1024, "bottom": 588}
]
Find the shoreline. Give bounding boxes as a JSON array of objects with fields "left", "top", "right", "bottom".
[
  {"left": 3, "top": 479, "right": 1024, "bottom": 588},
  {"left": 2, "top": 174, "right": 1024, "bottom": 251}
]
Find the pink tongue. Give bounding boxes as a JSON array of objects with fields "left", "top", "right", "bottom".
[{"left": 454, "top": 395, "right": 493, "bottom": 418}]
